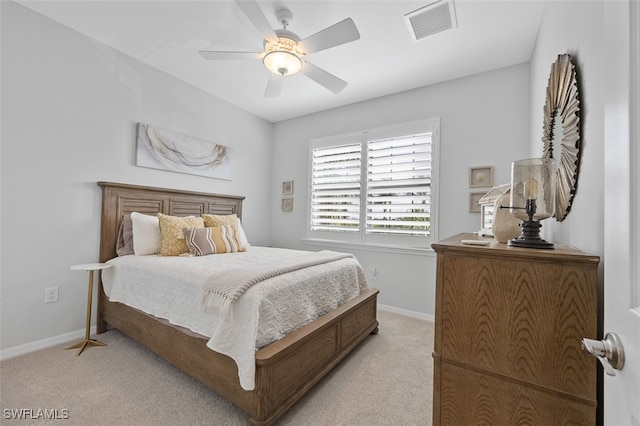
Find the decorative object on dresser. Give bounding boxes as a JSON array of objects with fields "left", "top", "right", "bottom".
[
  {"left": 476, "top": 183, "right": 521, "bottom": 242},
  {"left": 507, "top": 157, "right": 556, "bottom": 248},
  {"left": 491, "top": 193, "right": 521, "bottom": 243},
  {"left": 66, "top": 263, "right": 112, "bottom": 356},
  {"left": 431, "top": 234, "right": 599, "bottom": 425},
  {"left": 96, "top": 181, "right": 379, "bottom": 426},
  {"left": 541, "top": 53, "right": 582, "bottom": 222}
]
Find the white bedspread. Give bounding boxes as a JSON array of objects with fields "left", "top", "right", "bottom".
[{"left": 101, "top": 246, "right": 368, "bottom": 390}]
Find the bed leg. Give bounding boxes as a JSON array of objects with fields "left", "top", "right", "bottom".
[
  {"left": 371, "top": 327, "right": 379, "bottom": 335},
  {"left": 97, "top": 284, "right": 108, "bottom": 334},
  {"left": 97, "top": 318, "right": 107, "bottom": 334}
]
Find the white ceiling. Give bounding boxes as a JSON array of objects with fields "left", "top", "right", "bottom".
[{"left": 17, "top": 0, "right": 546, "bottom": 122}]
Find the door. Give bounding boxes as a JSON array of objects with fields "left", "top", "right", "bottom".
[{"left": 603, "top": 0, "right": 640, "bottom": 424}]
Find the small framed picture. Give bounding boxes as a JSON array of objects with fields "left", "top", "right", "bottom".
[
  {"left": 469, "top": 166, "right": 494, "bottom": 187},
  {"left": 469, "top": 192, "right": 484, "bottom": 213},
  {"left": 281, "top": 197, "right": 293, "bottom": 212},
  {"left": 282, "top": 180, "right": 294, "bottom": 195}
]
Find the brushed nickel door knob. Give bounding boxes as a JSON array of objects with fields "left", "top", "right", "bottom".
[{"left": 581, "top": 332, "right": 625, "bottom": 376}]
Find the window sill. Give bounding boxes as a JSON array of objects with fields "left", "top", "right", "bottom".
[{"left": 301, "top": 238, "right": 435, "bottom": 256}]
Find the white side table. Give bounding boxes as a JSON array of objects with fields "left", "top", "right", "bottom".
[{"left": 66, "top": 263, "right": 112, "bottom": 356}]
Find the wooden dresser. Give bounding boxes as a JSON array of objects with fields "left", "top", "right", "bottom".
[{"left": 431, "top": 233, "right": 599, "bottom": 425}]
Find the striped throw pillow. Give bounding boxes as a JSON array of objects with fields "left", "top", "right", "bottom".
[
  {"left": 201, "top": 214, "right": 249, "bottom": 252},
  {"left": 183, "top": 226, "right": 240, "bottom": 256}
]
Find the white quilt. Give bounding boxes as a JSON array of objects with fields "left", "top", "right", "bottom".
[{"left": 101, "top": 246, "right": 369, "bottom": 390}]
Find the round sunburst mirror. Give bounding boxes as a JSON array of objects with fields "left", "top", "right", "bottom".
[{"left": 541, "top": 54, "right": 582, "bottom": 221}]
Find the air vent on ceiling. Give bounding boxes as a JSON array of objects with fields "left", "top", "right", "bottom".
[{"left": 405, "top": 0, "right": 458, "bottom": 41}]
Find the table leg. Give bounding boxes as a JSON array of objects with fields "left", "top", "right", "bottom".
[{"left": 66, "top": 270, "right": 107, "bottom": 355}]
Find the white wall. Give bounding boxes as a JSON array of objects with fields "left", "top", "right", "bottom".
[
  {"left": 0, "top": 2, "right": 273, "bottom": 352},
  {"left": 271, "top": 63, "right": 531, "bottom": 316}
]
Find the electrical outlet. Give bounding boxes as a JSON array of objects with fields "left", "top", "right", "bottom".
[
  {"left": 45, "top": 287, "right": 59, "bottom": 303},
  {"left": 370, "top": 267, "right": 378, "bottom": 281}
]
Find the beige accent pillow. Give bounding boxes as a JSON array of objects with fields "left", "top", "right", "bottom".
[
  {"left": 157, "top": 213, "right": 204, "bottom": 256},
  {"left": 202, "top": 214, "right": 249, "bottom": 251}
]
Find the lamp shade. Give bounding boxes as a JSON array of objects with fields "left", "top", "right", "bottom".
[
  {"left": 263, "top": 50, "right": 303, "bottom": 76},
  {"left": 509, "top": 158, "right": 556, "bottom": 221}
]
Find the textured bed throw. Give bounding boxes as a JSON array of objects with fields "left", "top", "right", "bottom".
[{"left": 202, "top": 250, "right": 354, "bottom": 312}]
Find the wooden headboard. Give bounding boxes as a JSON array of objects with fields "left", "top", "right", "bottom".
[{"left": 98, "top": 181, "right": 244, "bottom": 262}]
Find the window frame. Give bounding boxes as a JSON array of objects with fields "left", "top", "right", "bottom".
[{"left": 306, "top": 118, "right": 440, "bottom": 249}]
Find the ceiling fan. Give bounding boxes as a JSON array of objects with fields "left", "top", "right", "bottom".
[{"left": 199, "top": 0, "right": 360, "bottom": 97}]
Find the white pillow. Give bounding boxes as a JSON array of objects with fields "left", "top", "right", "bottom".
[
  {"left": 130, "top": 212, "right": 161, "bottom": 255},
  {"left": 236, "top": 218, "right": 250, "bottom": 250}
]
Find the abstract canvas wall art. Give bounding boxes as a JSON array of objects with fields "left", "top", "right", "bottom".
[{"left": 136, "top": 123, "right": 233, "bottom": 180}]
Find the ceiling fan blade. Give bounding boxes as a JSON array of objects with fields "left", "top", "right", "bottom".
[
  {"left": 301, "top": 61, "right": 348, "bottom": 94},
  {"left": 199, "top": 51, "right": 261, "bottom": 61},
  {"left": 264, "top": 74, "right": 284, "bottom": 98},
  {"left": 298, "top": 18, "right": 360, "bottom": 55},
  {"left": 235, "top": 0, "right": 278, "bottom": 44}
]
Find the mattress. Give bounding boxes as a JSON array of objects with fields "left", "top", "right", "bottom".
[{"left": 101, "top": 246, "right": 369, "bottom": 390}]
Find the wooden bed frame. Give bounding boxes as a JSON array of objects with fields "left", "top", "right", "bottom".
[{"left": 96, "top": 181, "right": 379, "bottom": 426}]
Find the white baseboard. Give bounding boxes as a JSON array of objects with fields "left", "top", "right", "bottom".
[
  {"left": 377, "top": 303, "right": 434, "bottom": 322},
  {"left": 0, "top": 326, "right": 96, "bottom": 361}
]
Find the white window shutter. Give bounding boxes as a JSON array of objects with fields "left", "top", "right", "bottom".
[
  {"left": 366, "top": 134, "right": 431, "bottom": 237},
  {"left": 310, "top": 143, "right": 362, "bottom": 232},
  {"left": 307, "top": 118, "right": 439, "bottom": 248}
]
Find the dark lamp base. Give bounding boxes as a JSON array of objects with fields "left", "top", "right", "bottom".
[{"left": 507, "top": 219, "right": 554, "bottom": 249}]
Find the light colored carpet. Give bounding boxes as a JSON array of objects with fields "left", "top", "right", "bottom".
[{"left": 0, "top": 309, "right": 433, "bottom": 425}]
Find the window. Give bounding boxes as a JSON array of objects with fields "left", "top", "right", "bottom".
[{"left": 307, "top": 119, "right": 439, "bottom": 248}]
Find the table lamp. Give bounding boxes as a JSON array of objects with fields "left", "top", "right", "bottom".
[{"left": 507, "top": 158, "right": 555, "bottom": 249}]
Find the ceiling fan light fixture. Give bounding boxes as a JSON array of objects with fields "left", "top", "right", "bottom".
[
  {"left": 199, "top": 4, "right": 357, "bottom": 95},
  {"left": 263, "top": 50, "right": 302, "bottom": 76},
  {"left": 263, "top": 36, "right": 303, "bottom": 76}
]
